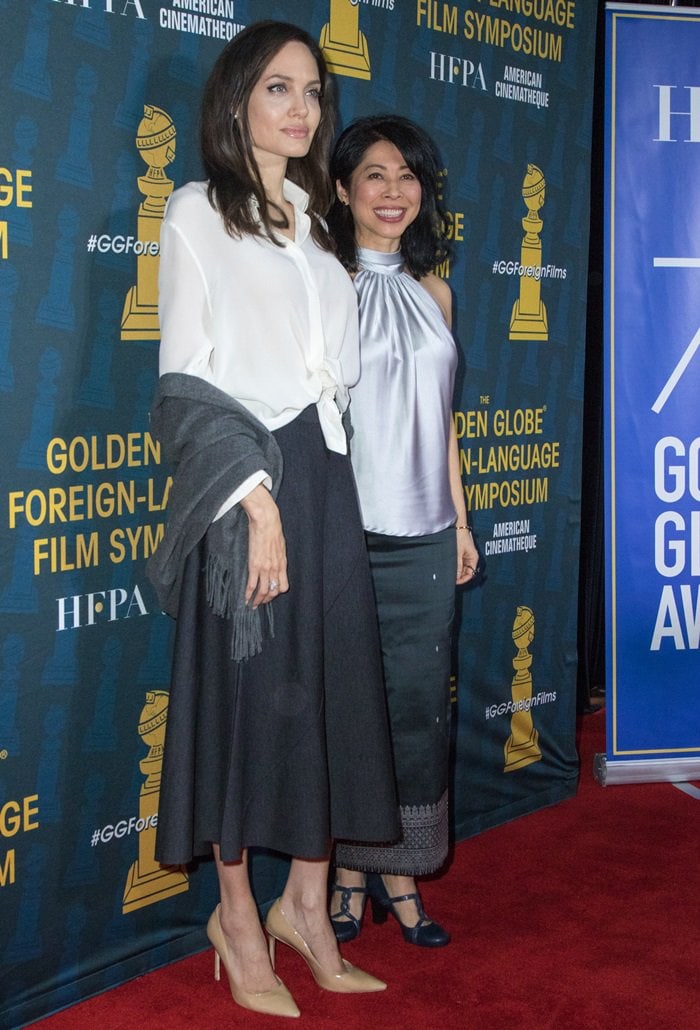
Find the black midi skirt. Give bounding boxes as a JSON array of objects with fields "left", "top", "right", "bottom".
[{"left": 155, "top": 406, "right": 399, "bottom": 865}]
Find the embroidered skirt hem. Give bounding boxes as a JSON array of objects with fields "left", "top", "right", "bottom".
[{"left": 335, "top": 790, "right": 448, "bottom": 875}]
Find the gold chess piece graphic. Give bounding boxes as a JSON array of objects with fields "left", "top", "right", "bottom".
[
  {"left": 121, "top": 105, "right": 176, "bottom": 341},
  {"left": 320, "top": 0, "right": 371, "bottom": 80},
  {"left": 509, "top": 164, "right": 548, "bottom": 341},
  {"left": 123, "top": 690, "right": 188, "bottom": 913},
  {"left": 503, "top": 606, "right": 542, "bottom": 772}
]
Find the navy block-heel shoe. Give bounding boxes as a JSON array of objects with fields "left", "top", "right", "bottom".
[{"left": 368, "top": 875, "right": 451, "bottom": 948}]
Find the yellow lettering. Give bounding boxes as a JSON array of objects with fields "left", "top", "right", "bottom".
[
  {"left": 0, "top": 168, "right": 32, "bottom": 207},
  {"left": 33, "top": 532, "right": 99, "bottom": 574},
  {"left": 0, "top": 795, "right": 39, "bottom": 837},
  {"left": 16, "top": 169, "right": 33, "bottom": 206},
  {"left": 24, "top": 795, "right": 39, "bottom": 832},
  {"left": 444, "top": 211, "right": 464, "bottom": 242},
  {"left": 454, "top": 410, "right": 488, "bottom": 439},
  {"left": 0, "top": 850, "right": 15, "bottom": 887},
  {"left": 0, "top": 801, "right": 21, "bottom": 837}
]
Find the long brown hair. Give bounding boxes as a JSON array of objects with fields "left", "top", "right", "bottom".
[{"left": 201, "top": 21, "right": 335, "bottom": 249}]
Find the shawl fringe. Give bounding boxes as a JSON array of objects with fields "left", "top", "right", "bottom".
[{"left": 205, "top": 552, "right": 275, "bottom": 661}]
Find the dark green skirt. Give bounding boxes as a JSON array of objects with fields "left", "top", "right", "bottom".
[{"left": 335, "top": 527, "right": 456, "bottom": 875}]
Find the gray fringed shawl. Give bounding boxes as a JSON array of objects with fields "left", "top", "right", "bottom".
[{"left": 146, "top": 372, "right": 283, "bottom": 661}]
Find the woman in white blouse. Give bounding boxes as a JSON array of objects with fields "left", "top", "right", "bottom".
[{"left": 151, "top": 22, "right": 397, "bottom": 1019}]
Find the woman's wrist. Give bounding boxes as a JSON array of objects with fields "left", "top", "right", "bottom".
[{"left": 241, "top": 484, "right": 278, "bottom": 525}]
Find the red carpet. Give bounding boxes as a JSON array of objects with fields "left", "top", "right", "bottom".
[{"left": 28, "top": 710, "right": 700, "bottom": 1030}]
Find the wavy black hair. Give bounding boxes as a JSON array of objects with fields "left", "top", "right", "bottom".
[
  {"left": 327, "top": 114, "right": 449, "bottom": 277},
  {"left": 201, "top": 20, "right": 335, "bottom": 249}
]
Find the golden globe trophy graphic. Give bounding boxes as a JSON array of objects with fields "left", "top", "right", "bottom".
[
  {"left": 320, "top": 0, "right": 370, "bottom": 80},
  {"left": 123, "top": 691, "right": 188, "bottom": 913},
  {"left": 121, "top": 105, "right": 176, "bottom": 341},
  {"left": 509, "top": 164, "right": 548, "bottom": 341},
  {"left": 503, "top": 606, "right": 542, "bottom": 772}
]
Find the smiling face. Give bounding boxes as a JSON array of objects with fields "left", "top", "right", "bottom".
[
  {"left": 336, "top": 139, "right": 422, "bottom": 253},
  {"left": 246, "top": 40, "right": 322, "bottom": 172}
]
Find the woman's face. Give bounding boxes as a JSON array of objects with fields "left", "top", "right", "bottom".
[
  {"left": 336, "top": 139, "right": 422, "bottom": 253},
  {"left": 246, "top": 41, "right": 322, "bottom": 170}
]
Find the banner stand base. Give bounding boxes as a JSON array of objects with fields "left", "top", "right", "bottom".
[{"left": 594, "top": 753, "right": 700, "bottom": 785}]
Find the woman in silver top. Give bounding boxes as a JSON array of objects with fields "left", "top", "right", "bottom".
[{"left": 327, "top": 115, "right": 479, "bottom": 948}]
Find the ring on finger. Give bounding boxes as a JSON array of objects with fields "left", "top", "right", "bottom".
[{"left": 269, "top": 580, "right": 279, "bottom": 591}]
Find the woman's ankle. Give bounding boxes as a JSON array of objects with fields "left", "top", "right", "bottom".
[
  {"left": 333, "top": 868, "right": 366, "bottom": 889},
  {"left": 380, "top": 873, "right": 417, "bottom": 898}
]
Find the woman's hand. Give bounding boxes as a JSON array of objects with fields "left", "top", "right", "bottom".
[
  {"left": 447, "top": 419, "right": 479, "bottom": 585},
  {"left": 456, "top": 527, "right": 480, "bottom": 585},
  {"left": 240, "top": 484, "right": 289, "bottom": 607}
]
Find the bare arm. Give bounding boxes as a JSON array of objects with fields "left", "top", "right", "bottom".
[
  {"left": 423, "top": 274, "right": 480, "bottom": 584},
  {"left": 419, "top": 272, "right": 453, "bottom": 329},
  {"left": 448, "top": 420, "right": 479, "bottom": 584}
]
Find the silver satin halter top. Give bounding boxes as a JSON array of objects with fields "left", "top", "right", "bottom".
[{"left": 349, "top": 247, "right": 458, "bottom": 537}]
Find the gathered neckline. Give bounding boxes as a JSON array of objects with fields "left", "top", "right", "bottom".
[{"left": 357, "top": 247, "right": 404, "bottom": 273}]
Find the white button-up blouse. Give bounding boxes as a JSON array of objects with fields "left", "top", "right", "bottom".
[{"left": 157, "top": 179, "right": 359, "bottom": 510}]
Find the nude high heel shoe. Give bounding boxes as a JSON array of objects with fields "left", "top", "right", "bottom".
[
  {"left": 207, "top": 904, "right": 301, "bottom": 1018},
  {"left": 265, "top": 898, "right": 387, "bottom": 993}
]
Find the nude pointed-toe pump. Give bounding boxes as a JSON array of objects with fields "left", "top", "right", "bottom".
[
  {"left": 207, "top": 905, "right": 300, "bottom": 1018},
  {"left": 265, "top": 898, "right": 386, "bottom": 993}
]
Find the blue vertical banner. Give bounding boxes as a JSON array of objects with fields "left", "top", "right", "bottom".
[
  {"left": 601, "top": 4, "right": 700, "bottom": 784},
  {"left": 1, "top": 2, "right": 595, "bottom": 1023}
]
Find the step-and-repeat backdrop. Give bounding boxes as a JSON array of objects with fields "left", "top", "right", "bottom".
[
  {"left": 1, "top": 2, "right": 596, "bottom": 1023},
  {"left": 601, "top": 3, "right": 700, "bottom": 785}
]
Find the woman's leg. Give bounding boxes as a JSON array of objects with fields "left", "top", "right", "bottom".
[
  {"left": 213, "top": 845, "right": 279, "bottom": 993},
  {"left": 330, "top": 867, "right": 368, "bottom": 925},
  {"left": 379, "top": 873, "right": 423, "bottom": 926},
  {"left": 333, "top": 869, "right": 428, "bottom": 928},
  {"left": 279, "top": 857, "right": 345, "bottom": 974},
  {"left": 268, "top": 855, "right": 386, "bottom": 992}
]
